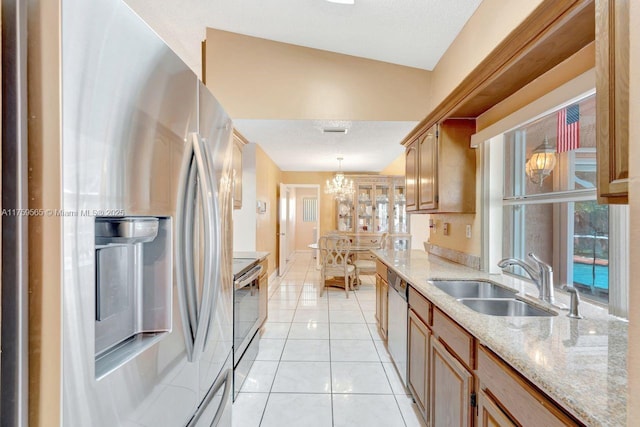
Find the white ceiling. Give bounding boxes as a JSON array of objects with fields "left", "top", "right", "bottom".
[
  {"left": 125, "top": 0, "right": 482, "bottom": 172},
  {"left": 235, "top": 120, "right": 416, "bottom": 172}
]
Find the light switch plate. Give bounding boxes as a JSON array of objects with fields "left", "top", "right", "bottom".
[
  {"left": 466, "top": 224, "right": 472, "bottom": 239},
  {"left": 443, "top": 223, "right": 450, "bottom": 235}
]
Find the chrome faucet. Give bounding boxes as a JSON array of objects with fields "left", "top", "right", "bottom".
[{"left": 497, "top": 252, "right": 554, "bottom": 304}]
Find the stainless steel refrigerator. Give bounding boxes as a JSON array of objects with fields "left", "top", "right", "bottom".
[{"left": 2, "top": 0, "right": 234, "bottom": 425}]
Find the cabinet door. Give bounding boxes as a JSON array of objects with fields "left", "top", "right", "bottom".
[
  {"left": 392, "top": 179, "right": 407, "bottom": 234},
  {"left": 595, "top": 0, "right": 629, "bottom": 203},
  {"left": 405, "top": 141, "right": 418, "bottom": 211},
  {"left": 374, "top": 183, "right": 390, "bottom": 233},
  {"left": 430, "top": 338, "right": 473, "bottom": 427},
  {"left": 478, "top": 389, "right": 515, "bottom": 427},
  {"left": 408, "top": 309, "right": 430, "bottom": 420},
  {"left": 419, "top": 126, "right": 438, "bottom": 211},
  {"left": 380, "top": 280, "right": 388, "bottom": 340},
  {"left": 356, "top": 183, "right": 374, "bottom": 232},
  {"left": 375, "top": 274, "right": 382, "bottom": 323}
]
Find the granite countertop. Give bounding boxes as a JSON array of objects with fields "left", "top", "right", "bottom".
[
  {"left": 373, "top": 249, "right": 627, "bottom": 427},
  {"left": 233, "top": 251, "right": 269, "bottom": 261}
]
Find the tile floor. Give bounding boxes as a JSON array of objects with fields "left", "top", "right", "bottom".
[{"left": 232, "top": 252, "right": 426, "bottom": 427}]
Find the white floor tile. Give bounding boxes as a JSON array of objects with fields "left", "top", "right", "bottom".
[
  {"left": 288, "top": 321, "right": 330, "bottom": 339},
  {"left": 281, "top": 339, "right": 331, "bottom": 361},
  {"left": 271, "top": 361, "right": 332, "bottom": 393},
  {"left": 240, "top": 361, "right": 279, "bottom": 393},
  {"left": 232, "top": 392, "right": 269, "bottom": 427},
  {"left": 332, "top": 394, "right": 406, "bottom": 427},
  {"left": 374, "top": 340, "right": 393, "bottom": 363},
  {"left": 268, "top": 299, "right": 299, "bottom": 310},
  {"left": 329, "top": 310, "right": 366, "bottom": 323},
  {"left": 293, "top": 309, "right": 329, "bottom": 323},
  {"left": 331, "top": 362, "right": 392, "bottom": 394},
  {"left": 330, "top": 323, "right": 372, "bottom": 340},
  {"left": 266, "top": 309, "right": 296, "bottom": 323},
  {"left": 396, "top": 394, "right": 428, "bottom": 427},
  {"left": 329, "top": 299, "right": 361, "bottom": 310},
  {"left": 367, "top": 323, "right": 385, "bottom": 341},
  {"left": 330, "top": 340, "right": 380, "bottom": 362},
  {"left": 382, "top": 362, "right": 411, "bottom": 395},
  {"left": 261, "top": 393, "right": 332, "bottom": 427},
  {"left": 256, "top": 339, "right": 286, "bottom": 361},
  {"left": 259, "top": 322, "right": 291, "bottom": 339},
  {"left": 363, "top": 310, "right": 377, "bottom": 323}
]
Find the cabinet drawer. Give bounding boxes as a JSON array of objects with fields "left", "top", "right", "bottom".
[
  {"left": 408, "top": 286, "right": 431, "bottom": 326},
  {"left": 432, "top": 308, "right": 474, "bottom": 369},
  {"left": 477, "top": 345, "right": 580, "bottom": 427},
  {"left": 357, "top": 252, "right": 376, "bottom": 261},
  {"left": 375, "top": 260, "right": 388, "bottom": 278}
]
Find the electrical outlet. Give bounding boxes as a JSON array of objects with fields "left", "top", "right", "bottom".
[
  {"left": 466, "top": 224, "right": 472, "bottom": 239},
  {"left": 443, "top": 223, "right": 450, "bottom": 236}
]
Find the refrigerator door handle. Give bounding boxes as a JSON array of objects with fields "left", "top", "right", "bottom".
[
  {"left": 191, "top": 132, "right": 216, "bottom": 360},
  {"left": 187, "top": 368, "right": 232, "bottom": 427},
  {"left": 176, "top": 143, "right": 198, "bottom": 361}
]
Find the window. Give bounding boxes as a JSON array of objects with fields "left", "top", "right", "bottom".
[
  {"left": 501, "top": 94, "right": 612, "bottom": 305},
  {"left": 302, "top": 198, "right": 318, "bottom": 222}
]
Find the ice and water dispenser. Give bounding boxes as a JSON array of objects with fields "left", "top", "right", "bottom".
[{"left": 94, "top": 216, "right": 171, "bottom": 379}]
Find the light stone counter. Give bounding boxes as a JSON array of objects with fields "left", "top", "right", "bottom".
[
  {"left": 233, "top": 251, "right": 270, "bottom": 262},
  {"left": 373, "top": 249, "right": 627, "bottom": 427}
]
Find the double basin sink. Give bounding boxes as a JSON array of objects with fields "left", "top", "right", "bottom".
[{"left": 430, "top": 280, "right": 557, "bottom": 317}]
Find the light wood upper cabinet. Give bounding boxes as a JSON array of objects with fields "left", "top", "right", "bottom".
[
  {"left": 596, "top": 0, "right": 629, "bottom": 204},
  {"left": 232, "top": 129, "right": 248, "bottom": 210},
  {"left": 405, "top": 119, "right": 476, "bottom": 213},
  {"left": 418, "top": 126, "right": 438, "bottom": 211},
  {"left": 405, "top": 141, "right": 418, "bottom": 211}
]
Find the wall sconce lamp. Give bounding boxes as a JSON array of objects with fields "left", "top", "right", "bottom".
[{"left": 525, "top": 136, "right": 557, "bottom": 186}]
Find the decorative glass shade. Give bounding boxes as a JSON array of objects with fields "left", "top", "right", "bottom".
[
  {"left": 525, "top": 136, "right": 557, "bottom": 186},
  {"left": 325, "top": 157, "right": 354, "bottom": 201}
]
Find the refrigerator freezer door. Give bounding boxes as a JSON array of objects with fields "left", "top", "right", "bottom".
[
  {"left": 61, "top": 0, "right": 201, "bottom": 425},
  {"left": 197, "top": 82, "right": 234, "bottom": 403}
]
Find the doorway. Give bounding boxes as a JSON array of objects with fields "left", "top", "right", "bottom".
[{"left": 278, "top": 184, "right": 320, "bottom": 276}]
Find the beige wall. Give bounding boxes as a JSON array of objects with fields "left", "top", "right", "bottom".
[
  {"left": 380, "top": 153, "right": 405, "bottom": 175},
  {"left": 205, "top": 29, "right": 431, "bottom": 121},
  {"left": 255, "top": 145, "right": 282, "bottom": 277},
  {"left": 429, "top": 0, "right": 544, "bottom": 112},
  {"left": 282, "top": 172, "right": 337, "bottom": 237},
  {"left": 294, "top": 188, "right": 319, "bottom": 250}
]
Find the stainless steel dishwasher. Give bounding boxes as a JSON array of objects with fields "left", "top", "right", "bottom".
[{"left": 386, "top": 268, "right": 408, "bottom": 386}]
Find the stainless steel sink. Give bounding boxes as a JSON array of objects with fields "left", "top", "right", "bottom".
[
  {"left": 430, "top": 280, "right": 518, "bottom": 299},
  {"left": 458, "top": 298, "right": 557, "bottom": 317}
]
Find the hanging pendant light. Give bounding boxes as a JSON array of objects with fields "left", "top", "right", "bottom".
[
  {"left": 525, "top": 136, "right": 557, "bottom": 186},
  {"left": 325, "top": 157, "right": 355, "bottom": 201}
]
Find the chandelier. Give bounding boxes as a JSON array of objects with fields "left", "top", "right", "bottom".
[
  {"left": 325, "top": 157, "right": 355, "bottom": 201},
  {"left": 525, "top": 136, "right": 557, "bottom": 186}
]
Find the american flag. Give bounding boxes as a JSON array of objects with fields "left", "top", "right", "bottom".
[{"left": 556, "top": 104, "right": 580, "bottom": 152}]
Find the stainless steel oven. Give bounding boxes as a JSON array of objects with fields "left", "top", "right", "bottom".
[{"left": 232, "top": 259, "right": 263, "bottom": 399}]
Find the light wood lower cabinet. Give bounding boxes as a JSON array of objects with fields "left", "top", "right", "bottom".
[
  {"left": 408, "top": 309, "right": 430, "bottom": 419},
  {"left": 477, "top": 389, "right": 515, "bottom": 427},
  {"left": 476, "top": 345, "right": 581, "bottom": 427},
  {"left": 375, "top": 260, "right": 388, "bottom": 340},
  {"left": 430, "top": 338, "right": 474, "bottom": 427}
]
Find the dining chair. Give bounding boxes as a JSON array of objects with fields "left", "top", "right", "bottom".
[
  {"left": 319, "top": 235, "right": 357, "bottom": 298},
  {"left": 352, "top": 232, "right": 389, "bottom": 284}
]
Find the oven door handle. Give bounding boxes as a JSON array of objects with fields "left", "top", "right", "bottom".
[{"left": 234, "top": 264, "right": 263, "bottom": 291}]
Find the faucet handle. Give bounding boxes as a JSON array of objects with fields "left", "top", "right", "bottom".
[
  {"left": 562, "top": 286, "right": 583, "bottom": 319},
  {"left": 527, "top": 252, "right": 552, "bottom": 271}
]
